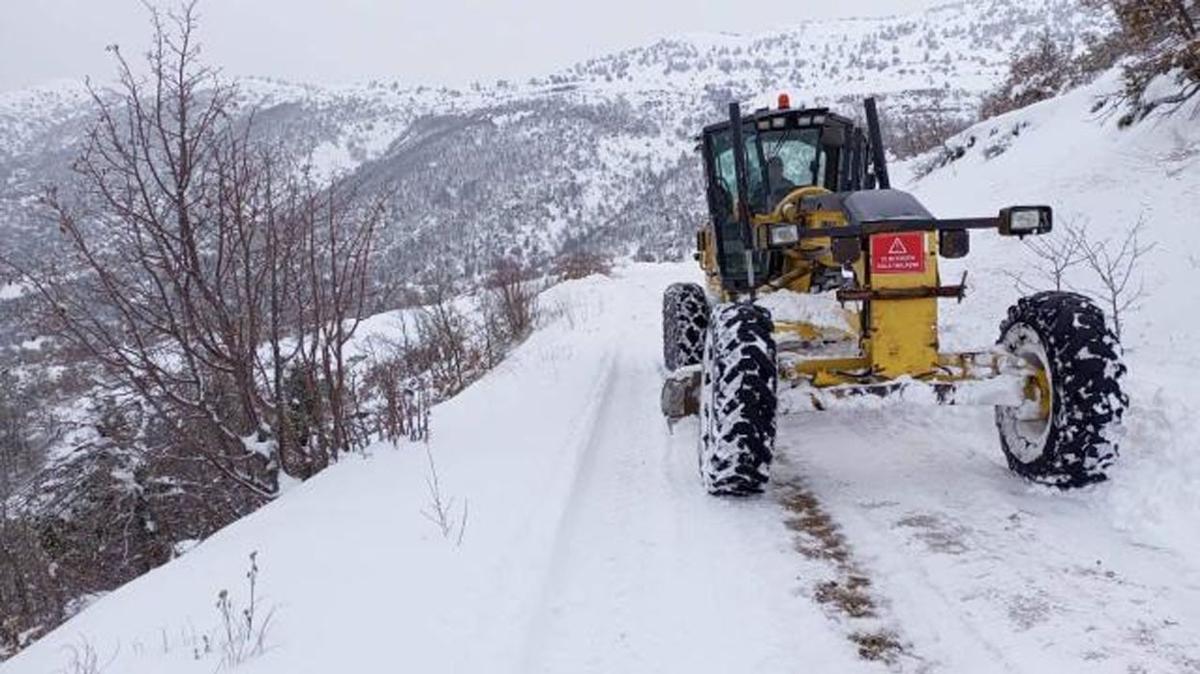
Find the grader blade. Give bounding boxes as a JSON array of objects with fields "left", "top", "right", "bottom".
[
  {"left": 661, "top": 365, "right": 701, "bottom": 422},
  {"left": 777, "top": 373, "right": 1030, "bottom": 415}
]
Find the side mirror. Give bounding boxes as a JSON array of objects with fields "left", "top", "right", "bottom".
[{"left": 998, "top": 206, "right": 1052, "bottom": 237}]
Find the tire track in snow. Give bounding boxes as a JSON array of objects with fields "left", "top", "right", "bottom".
[
  {"left": 777, "top": 405, "right": 1200, "bottom": 672},
  {"left": 514, "top": 351, "right": 627, "bottom": 674},
  {"left": 503, "top": 342, "right": 621, "bottom": 669},
  {"left": 516, "top": 281, "right": 865, "bottom": 673}
]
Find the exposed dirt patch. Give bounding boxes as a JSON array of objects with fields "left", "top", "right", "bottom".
[
  {"left": 778, "top": 479, "right": 914, "bottom": 666},
  {"left": 850, "top": 630, "right": 906, "bottom": 663},
  {"left": 815, "top": 576, "right": 876, "bottom": 619},
  {"left": 781, "top": 489, "right": 850, "bottom": 564}
]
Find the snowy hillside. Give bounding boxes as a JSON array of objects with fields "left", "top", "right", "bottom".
[
  {"left": 0, "top": 266, "right": 880, "bottom": 673},
  {"left": 901, "top": 67, "right": 1200, "bottom": 557}
]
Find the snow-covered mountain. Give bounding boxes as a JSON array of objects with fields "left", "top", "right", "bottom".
[{"left": 0, "top": 0, "right": 1106, "bottom": 284}]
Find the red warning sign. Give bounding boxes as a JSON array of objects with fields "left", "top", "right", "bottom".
[{"left": 871, "top": 232, "right": 926, "bottom": 274}]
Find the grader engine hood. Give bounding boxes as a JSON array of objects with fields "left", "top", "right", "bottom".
[{"left": 841, "top": 190, "right": 933, "bottom": 223}]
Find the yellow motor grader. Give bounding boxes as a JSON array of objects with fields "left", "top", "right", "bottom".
[{"left": 661, "top": 95, "right": 1128, "bottom": 496}]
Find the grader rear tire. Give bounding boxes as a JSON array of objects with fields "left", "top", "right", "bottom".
[
  {"left": 662, "top": 283, "right": 710, "bottom": 371},
  {"left": 699, "top": 303, "right": 777, "bottom": 496},
  {"left": 994, "top": 291, "right": 1128, "bottom": 488}
]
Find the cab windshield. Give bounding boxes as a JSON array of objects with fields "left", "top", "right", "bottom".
[{"left": 710, "top": 124, "right": 823, "bottom": 214}]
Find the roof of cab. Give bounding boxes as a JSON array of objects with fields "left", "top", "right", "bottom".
[{"left": 698, "top": 106, "right": 856, "bottom": 138}]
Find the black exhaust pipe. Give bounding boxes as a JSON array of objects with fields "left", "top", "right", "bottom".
[
  {"left": 864, "top": 97, "right": 890, "bottom": 190},
  {"left": 729, "top": 102, "right": 756, "bottom": 291}
]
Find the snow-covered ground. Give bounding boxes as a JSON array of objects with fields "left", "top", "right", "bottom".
[
  {"left": 900, "top": 68, "right": 1200, "bottom": 578},
  {"left": 8, "top": 255, "right": 1200, "bottom": 672},
  {"left": 0, "top": 265, "right": 874, "bottom": 674},
  {"left": 7, "top": 70, "right": 1200, "bottom": 673}
]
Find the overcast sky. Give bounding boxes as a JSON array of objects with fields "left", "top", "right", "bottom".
[{"left": 1, "top": 0, "right": 942, "bottom": 93}]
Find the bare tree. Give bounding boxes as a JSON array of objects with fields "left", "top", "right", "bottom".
[
  {"left": 0, "top": 4, "right": 390, "bottom": 659},
  {"left": 981, "top": 33, "right": 1073, "bottom": 119},
  {"left": 291, "top": 177, "right": 383, "bottom": 469},
  {"left": 1086, "top": 0, "right": 1200, "bottom": 119},
  {"left": 1078, "top": 218, "right": 1157, "bottom": 340},
  {"left": 0, "top": 3, "right": 382, "bottom": 497},
  {"left": 1005, "top": 220, "right": 1087, "bottom": 293}
]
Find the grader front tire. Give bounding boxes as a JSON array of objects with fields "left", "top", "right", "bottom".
[
  {"left": 699, "top": 303, "right": 778, "bottom": 496},
  {"left": 994, "top": 291, "right": 1128, "bottom": 488}
]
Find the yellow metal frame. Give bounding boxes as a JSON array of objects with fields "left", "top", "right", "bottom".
[{"left": 697, "top": 186, "right": 1044, "bottom": 415}]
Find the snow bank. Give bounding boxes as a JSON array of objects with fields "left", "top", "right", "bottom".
[
  {"left": 903, "top": 68, "right": 1200, "bottom": 566},
  {"left": 0, "top": 283, "right": 27, "bottom": 300},
  {"left": 2, "top": 264, "right": 866, "bottom": 674}
]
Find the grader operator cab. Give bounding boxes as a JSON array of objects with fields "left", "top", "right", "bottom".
[{"left": 662, "top": 95, "right": 1127, "bottom": 496}]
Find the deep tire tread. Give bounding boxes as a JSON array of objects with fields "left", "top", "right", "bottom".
[
  {"left": 995, "top": 291, "right": 1128, "bottom": 488},
  {"left": 662, "top": 283, "right": 710, "bottom": 371},
  {"left": 699, "top": 303, "right": 777, "bottom": 496}
]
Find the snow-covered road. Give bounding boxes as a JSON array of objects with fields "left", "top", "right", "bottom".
[
  {"left": 778, "top": 405, "right": 1200, "bottom": 672},
  {"left": 518, "top": 277, "right": 858, "bottom": 673},
  {"left": 6, "top": 263, "right": 1200, "bottom": 674}
]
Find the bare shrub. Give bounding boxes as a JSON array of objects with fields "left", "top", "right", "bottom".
[
  {"left": 885, "top": 110, "right": 973, "bottom": 160},
  {"left": 419, "top": 447, "right": 467, "bottom": 546},
  {"left": 1005, "top": 220, "right": 1087, "bottom": 293},
  {"left": 415, "top": 283, "right": 476, "bottom": 398},
  {"left": 1010, "top": 218, "right": 1157, "bottom": 341},
  {"left": 358, "top": 335, "right": 432, "bottom": 445},
  {"left": 485, "top": 259, "right": 540, "bottom": 343},
  {"left": 62, "top": 637, "right": 109, "bottom": 674},
  {"left": 551, "top": 250, "right": 612, "bottom": 281},
  {"left": 1077, "top": 218, "right": 1157, "bottom": 340},
  {"left": 354, "top": 263, "right": 543, "bottom": 449},
  {"left": 213, "top": 551, "right": 274, "bottom": 668}
]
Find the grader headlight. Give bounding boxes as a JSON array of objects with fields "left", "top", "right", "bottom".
[
  {"left": 999, "top": 206, "right": 1053, "bottom": 237},
  {"left": 768, "top": 223, "right": 801, "bottom": 246}
]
